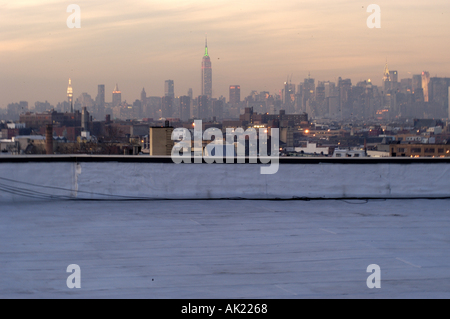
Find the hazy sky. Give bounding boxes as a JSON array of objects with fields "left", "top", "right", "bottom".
[{"left": 1, "top": 0, "right": 450, "bottom": 108}]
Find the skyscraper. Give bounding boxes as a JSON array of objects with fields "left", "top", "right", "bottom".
[
  {"left": 284, "top": 81, "right": 295, "bottom": 113},
  {"left": 212, "top": 99, "right": 223, "bottom": 120},
  {"left": 140, "top": 88, "right": 147, "bottom": 117},
  {"left": 315, "top": 82, "right": 325, "bottom": 117},
  {"left": 382, "top": 62, "right": 391, "bottom": 92},
  {"left": 163, "top": 80, "right": 174, "bottom": 119},
  {"left": 422, "top": 71, "right": 430, "bottom": 102},
  {"left": 412, "top": 75, "right": 422, "bottom": 93},
  {"left": 229, "top": 85, "right": 240, "bottom": 104},
  {"left": 97, "top": 85, "right": 105, "bottom": 105},
  {"left": 165, "top": 80, "right": 174, "bottom": 99},
  {"left": 338, "top": 77, "right": 352, "bottom": 119},
  {"left": 389, "top": 70, "right": 398, "bottom": 91},
  {"left": 81, "top": 107, "right": 89, "bottom": 132},
  {"left": 389, "top": 70, "right": 398, "bottom": 83},
  {"left": 96, "top": 84, "right": 105, "bottom": 117},
  {"left": 302, "top": 75, "right": 315, "bottom": 113},
  {"left": 112, "top": 84, "right": 121, "bottom": 107},
  {"left": 284, "top": 82, "right": 295, "bottom": 104},
  {"left": 67, "top": 78, "right": 73, "bottom": 113},
  {"left": 180, "top": 95, "right": 191, "bottom": 122},
  {"left": 428, "top": 77, "right": 450, "bottom": 117},
  {"left": 201, "top": 37, "right": 212, "bottom": 98},
  {"left": 141, "top": 88, "right": 147, "bottom": 102},
  {"left": 162, "top": 96, "right": 173, "bottom": 119}
]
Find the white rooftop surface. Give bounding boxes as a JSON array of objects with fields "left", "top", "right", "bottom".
[{"left": 1, "top": 199, "right": 450, "bottom": 299}]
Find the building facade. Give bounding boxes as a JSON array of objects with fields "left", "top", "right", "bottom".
[
  {"left": 229, "top": 85, "right": 240, "bottom": 104},
  {"left": 179, "top": 95, "right": 191, "bottom": 122},
  {"left": 390, "top": 144, "right": 450, "bottom": 157},
  {"left": 197, "top": 95, "right": 209, "bottom": 119},
  {"left": 165, "top": 80, "right": 174, "bottom": 99}
]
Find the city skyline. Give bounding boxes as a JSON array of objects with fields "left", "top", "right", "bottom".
[
  {"left": 3, "top": 64, "right": 445, "bottom": 109},
  {"left": 1, "top": 0, "right": 450, "bottom": 107}
]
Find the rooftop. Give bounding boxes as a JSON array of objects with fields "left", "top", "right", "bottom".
[{"left": 1, "top": 198, "right": 449, "bottom": 298}]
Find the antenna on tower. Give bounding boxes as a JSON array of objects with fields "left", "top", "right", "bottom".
[{"left": 204, "top": 33, "right": 209, "bottom": 56}]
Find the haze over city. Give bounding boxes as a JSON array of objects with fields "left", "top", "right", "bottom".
[{"left": 1, "top": 0, "right": 450, "bottom": 107}]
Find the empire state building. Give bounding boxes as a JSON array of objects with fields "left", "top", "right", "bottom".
[{"left": 201, "top": 37, "right": 212, "bottom": 98}]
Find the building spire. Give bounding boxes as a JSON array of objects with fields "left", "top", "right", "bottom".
[
  {"left": 204, "top": 34, "right": 208, "bottom": 56},
  {"left": 383, "top": 61, "right": 391, "bottom": 82}
]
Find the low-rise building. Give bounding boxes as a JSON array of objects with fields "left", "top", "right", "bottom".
[
  {"left": 149, "top": 123, "right": 174, "bottom": 156},
  {"left": 333, "top": 149, "right": 367, "bottom": 158},
  {"left": 294, "top": 142, "right": 330, "bottom": 155},
  {"left": 390, "top": 143, "right": 450, "bottom": 157}
]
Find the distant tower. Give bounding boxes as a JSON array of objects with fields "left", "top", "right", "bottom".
[
  {"left": 96, "top": 84, "right": 105, "bottom": 107},
  {"left": 389, "top": 70, "right": 398, "bottom": 92},
  {"left": 338, "top": 77, "right": 351, "bottom": 120},
  {"left": 201, "top": 36, "right": 212, "bottom": 98},
  {"left": 162, "top": 96, "right": 173, "bottom": 119},
  {"left": 229, "top": 85, "right": 240, "bottom": 104},
  {"left": 96, "top": 84, "right": 105, "bottom": 117},
  {"left": 389, "top": 70, "right": 398, "bottom": 83},
  {"left": 112, "top": 83, "right": 121, "bottom": 107},
  {"left": 67, "top": 78, "right": 73, "bottom": 112},
  {"left": 179, "top": 95, "right": 191, "bottom": 122},
  {"left": 141, "top": 88, "right": 147, "bottom": 102},
  {"left": 382, "top": 62, "right": 391, "bottom": 92},
  {"left": 212, "top": 99, "right": 223, "bottom": 120},
  {"left": 284, "top": 80, "right": 295, "bottom": 113},
  {"left": 162, "top": 80, "right": 174, "bottom": 119},
  {"left": 303, "top": 75, "right": 315, "bottom": 113},
  {"left": 422, "top": 71, "right": 430, "bottom": 102},
  {"left": 81, "top": 107, "right": 89, "bottom": 132},
  {"left": 412, "top": 74, "right": 422, "bottom": 94},
  {"left": 165, "top": 80, "right": 174, "bottom": 99}
]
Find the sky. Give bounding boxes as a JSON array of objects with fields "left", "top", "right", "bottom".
[{"left": 1, "top": 0, "right": 450, "bottom": 108}]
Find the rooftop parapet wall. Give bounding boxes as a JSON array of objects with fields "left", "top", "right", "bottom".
[{"left": 0, "top": 156, "right": 449, "bottom": 201}]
